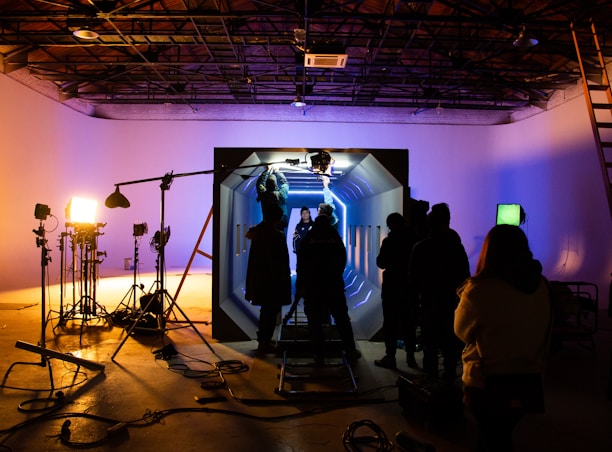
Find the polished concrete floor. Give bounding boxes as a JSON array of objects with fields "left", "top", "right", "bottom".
[{"left": 0, "top": 268, "right": 611, "bottom": 451}]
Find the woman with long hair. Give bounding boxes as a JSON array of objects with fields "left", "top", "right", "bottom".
[{"left": 455, "top": 224, "right": 551, "bottom": 451}]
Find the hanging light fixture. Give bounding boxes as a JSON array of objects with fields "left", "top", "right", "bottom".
[
  {"left": 105, "top": 186, "right": 131, "bottom": 208},
  {"left": 513, "top": 26, "right": 538, "bottom": 48},
  {"left": 291, "top": 96, "right": 307, "bottom": 107},
  {"left": 67, "top": 14, "right": 100, "bottom": 40},
  {"left": 73, "top": 27, "right": 99, "bottom": 40}
]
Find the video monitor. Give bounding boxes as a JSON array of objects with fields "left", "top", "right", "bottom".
[{"left": 496, "top": 204, "right": 524, "bottom": 226}]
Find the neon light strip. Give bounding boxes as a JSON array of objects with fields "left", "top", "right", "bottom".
[{"left": 353, "top": 289, "right": 373, "bottom": 308}]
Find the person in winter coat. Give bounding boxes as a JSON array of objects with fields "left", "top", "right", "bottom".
[
  {"left": 245, "top": 204, "right": 292, "bottom": 353},
  {"left": 256, "top": 165, "right": 289, "bottom": 233},
  {"left": 296, "top": 214, "right": 361, "bottom": 363},
  {"left": 374, "top": 212, "right": 419, "bottom": 370},
  {"left": 408, "top": 203, "right": 470, "bottom": 382},
  {"left": 455, "top": 224, "right": 551, "bottom": 452}
]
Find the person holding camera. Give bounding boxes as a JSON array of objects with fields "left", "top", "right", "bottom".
[{"left": 256, "top": 165, "right": 289, "bottom": 234}]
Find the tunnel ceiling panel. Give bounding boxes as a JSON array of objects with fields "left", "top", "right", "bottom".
[
  {"left": 334, "top": 154, "right": 403, "bottom": 202},
  {"left": 223, "top": 149, "right": 370, "bottom": 192}
]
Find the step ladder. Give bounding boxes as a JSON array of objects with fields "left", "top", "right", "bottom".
[
  {"left": 276, "top": 300, "right": 358, "bottom": 396},
  {"left": 571, "top": 20, "right": 612, "bottom": 218},
  {"left": 276, "top": 349, "right": 358, "bottom": 396}
]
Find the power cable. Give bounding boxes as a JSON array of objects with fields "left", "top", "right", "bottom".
[
  {"left": 342, "top": 419, "right": 393, "bottom": 451},
  {"left": 1, "top": 394, "right": 400, "bottom": 448}
]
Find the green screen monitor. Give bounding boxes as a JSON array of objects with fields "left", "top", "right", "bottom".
[{"left": 496, "top": 204, "right": 525, "bottom": 226}]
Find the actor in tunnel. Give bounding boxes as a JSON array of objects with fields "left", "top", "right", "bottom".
[{"left": 292, "top": 206, "right": 313, "bottom": 255}]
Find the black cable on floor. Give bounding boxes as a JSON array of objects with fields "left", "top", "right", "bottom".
[
  {"left": 17, "top": 391, "right": 70, "bottom": 413},
  {"left": 342, "top": 419, "right": 393, "bottom": 451},
  {"left": 1, "top": 396, "right": 401, "bottom": 450}
]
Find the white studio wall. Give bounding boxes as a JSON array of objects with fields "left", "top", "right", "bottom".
[{"left": 1, "top": 74, "right": 610, "bottom": 319}]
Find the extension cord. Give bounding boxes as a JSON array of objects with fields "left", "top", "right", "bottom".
[
  {"left": 194, "top": 396, "right": 227, "bottom": 404},
  {"left": 107, "top": 423, "right": 127, "bottom": 437}
]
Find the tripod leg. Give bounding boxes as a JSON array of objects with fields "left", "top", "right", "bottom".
[
  {"left": 113, "top": 284, "right": 145, "bottom": 315},
  {"left": 165, "top": 295, "right": 215, "bottom": 354},
  {"left": 111, "top": 294, "right": 160, "bottom": 361}
]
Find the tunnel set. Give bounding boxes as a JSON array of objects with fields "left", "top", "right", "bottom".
[{"left": 211, "top": 148, "right": 410, "bottom": 342}]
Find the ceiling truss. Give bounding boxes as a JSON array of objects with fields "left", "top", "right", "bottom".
[{"left": 0, "top": 0, "right": 611, "bottom": 121}]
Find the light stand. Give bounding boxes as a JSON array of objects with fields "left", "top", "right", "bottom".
[
  {"left": 57, "top": 230, "right": 70, "bottom": 321},
  {"left": 110, "top": 171, "right": 215, "bottom": 360},
  {"left": 2, "top": 208, "right": 103, "bottom": 392},
  {"left": 147, "top": 228, "right": 165, "bottom": 295},
  {"left": 58, "top": 223, "right": 110, "bottom": 344},
  {"left": 112, "top": 231, "right": 146, "bottom": 319},
  {"left": 45, "top": 228, "right": 69, "bottom": 327},
  {"left": 107, "top": 162, "right": 290, "bottom": 361}
]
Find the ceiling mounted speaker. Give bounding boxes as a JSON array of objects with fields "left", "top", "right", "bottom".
[{"left": 304, "top": 54, "right": 348, "bottom": 68}]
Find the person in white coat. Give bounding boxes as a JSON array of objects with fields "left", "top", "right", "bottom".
[{"left": 455, "top": 224, "right": 551, "bottom": 452}]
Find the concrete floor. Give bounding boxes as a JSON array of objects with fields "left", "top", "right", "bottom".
[{"left": 1, "top": 269, "right": 611, "bottom": 451}]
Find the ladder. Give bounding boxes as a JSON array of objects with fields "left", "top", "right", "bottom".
[
  {"left": 172, "top": 206, "right": 213, "bottom": 303},
  {"left": 571, "top": 20, "right": 612, "bottom": 218}
]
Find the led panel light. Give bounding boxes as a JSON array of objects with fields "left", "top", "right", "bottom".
[{"left": 66, "top": 197, "right": 98, "bottom": 223}]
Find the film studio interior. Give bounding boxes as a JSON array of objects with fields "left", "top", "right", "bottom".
[{"left": 1, "top": 2, "right": 611, "bottom": 451}]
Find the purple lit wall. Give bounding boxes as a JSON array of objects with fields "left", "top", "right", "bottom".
[{"left": 1, "top": 75, "right": 610, "bottom": 320}]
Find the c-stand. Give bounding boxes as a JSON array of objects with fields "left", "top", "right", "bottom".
[
  {"left": 56, "top": 230, "right": 70, "bottom": 321},
  {"left": 2, "top": 208, "right": 103, "bottom": 392},
  {"left": 111, "top": 172, "right": 214, "bottom": 360},
  {"left": 112, "top": 232, "right": 146, "bottom": 322},
  {"left": 59, "top": 223, "right": 111, "bottom": 344}
]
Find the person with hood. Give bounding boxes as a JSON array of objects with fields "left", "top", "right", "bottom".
[
  {"left": 256, "top": 165, "right": 289, "bottom": 233},
  {"left": 245, "top": 203, "right": 292, "bottom": 354},
  {"left": 408, "top": 203, "right": 470, "bottom": 382},
  {"left": 455, "top": 224, "right": 551, "bottom": 452}
]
